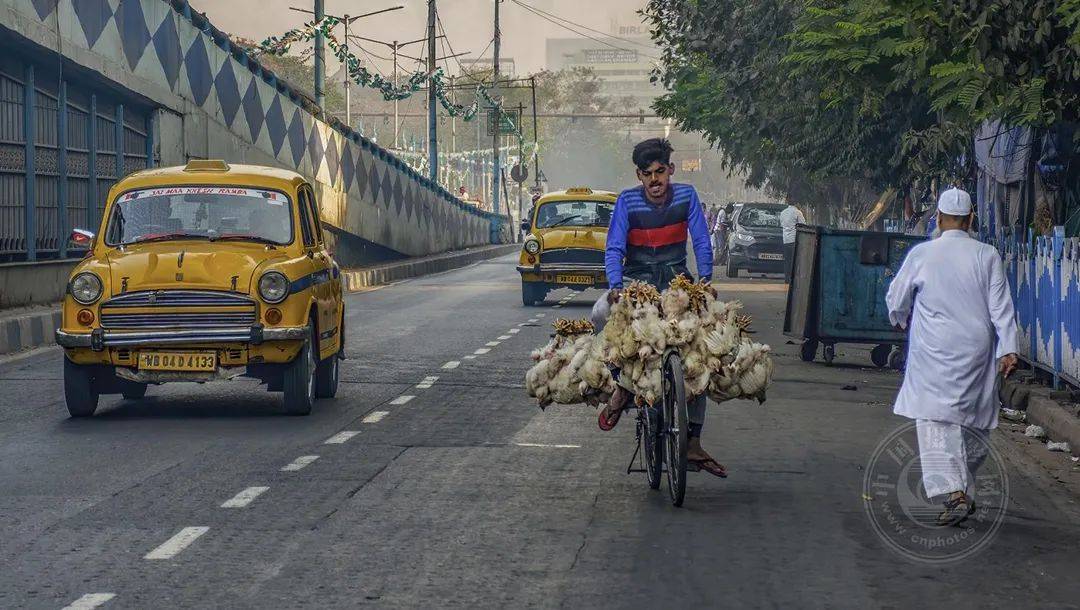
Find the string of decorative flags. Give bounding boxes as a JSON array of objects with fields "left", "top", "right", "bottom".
[{"left": 256, "top": 16, "right": 525, "bottom": 141}]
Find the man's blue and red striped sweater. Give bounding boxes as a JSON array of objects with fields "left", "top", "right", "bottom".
[{"left": 604, "top": 183, "right": 713, "bottom": 289}]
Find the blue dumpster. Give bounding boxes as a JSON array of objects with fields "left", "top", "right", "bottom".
[{"left": 783, "top": 225, "right": 926, "bottom": 366}]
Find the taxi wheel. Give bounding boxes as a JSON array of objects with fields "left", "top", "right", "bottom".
[
  {"left": 522, "top": 281, "right": 546, "bottom": 306},
  {"left": 726, "top": 261, "right": 740, "bottom": 278},
  {"left": 315, "top": 341, "right": 340, "bottom": 399},
  {"left": 283, "top": 327, "right": 317, "bottom": 416},
  {"left": 64, "top": 359, "right": 99, "bottom": 417}
]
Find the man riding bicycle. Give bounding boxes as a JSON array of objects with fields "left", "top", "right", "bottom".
[{"left": 593, "top": 138, "right": 727, "bottom": 478}]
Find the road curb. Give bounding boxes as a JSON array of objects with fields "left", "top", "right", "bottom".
[
  {"left": 0, "top": 244, "right": 519, "bottom": 357},
  {"left": 1002, "top": 376, "right": 1080, "bottom": 452},
  {"left": 339, "top": 244, "right": 519, "bottom": 292}
]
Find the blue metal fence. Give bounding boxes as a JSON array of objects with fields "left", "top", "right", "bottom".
[{"left": 1003, "top": 230, "right": 1080, "bottom": 388}]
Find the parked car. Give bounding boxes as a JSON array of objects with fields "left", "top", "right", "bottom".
[
  {"left": 55, "top": 160, "right": 344, "bottom": 417},
  {"left": 517, "top": 187, "right": 616, "bottom": 306},
  {"left": 725, "top": 202, "right": 787, "bottom": 277}
]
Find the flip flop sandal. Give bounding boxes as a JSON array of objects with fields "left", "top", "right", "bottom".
[
  {"left": 597, "top": 405, "right": 624, "bottom": 431},
  {"left": 936, "top": 495, "right": 975, "bottom": 527},
  {"left": 689, "top": 458, "right": 728, "bottom": 478}
]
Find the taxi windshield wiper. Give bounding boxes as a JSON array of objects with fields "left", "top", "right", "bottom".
[
  {"left": 216, "top": 234, "right": 281, "bottom": 247},
  {"left": 127, "top": 233, "right": 205, "bottom": 245},
  {"left": 547, "top": 214, "right": 583, "bottom": 228}
]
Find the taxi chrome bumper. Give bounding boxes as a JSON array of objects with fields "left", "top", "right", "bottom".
[
  {"left": 516, "top": 263, "right": 606, "bottom": 275},
  {"left": 56, "top": 326, "right": 310, "bottom": 351}
]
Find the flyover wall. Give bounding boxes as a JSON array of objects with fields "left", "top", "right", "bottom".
[{"left": 0, "top": 0, "right": 508, "bottom": 276}]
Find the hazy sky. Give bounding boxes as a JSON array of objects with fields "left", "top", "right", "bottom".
[{"left": 188, "top": 0, "right": 651, "bottom": 76}]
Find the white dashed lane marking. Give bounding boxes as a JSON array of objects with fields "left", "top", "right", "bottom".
[
  {"left": 474, "top": 348, "right": 491, "bottom": 355},
  {"left": 324, "top": 431, "right": 360, "bottom": 444},
  {"left": 509, "top": 329, "right": 520, "bottom": 334},
  {"left": 485, "top": 341, "right": 501, "bottom": 347},
  {"left": 362, "top": 410, "right": 389, "bottom": 423},
  {"left": 221, "top": 486, "right": 269, "bottom": 508},
  {"left": 417, "top": 376, "right": 438, "bottom": 389},
  {"left": 527, "top": 318, "right": 539, "bottom": 323},
  {"left": 497, "top": 335, "right": 511, "bottom": 340},
  {"left": 464, "top": 355, "right": 477, "bottom": 360},
  {"left": 62, "top": 593, "right": 116, "bottom": 610},
  {"left": 515, "top": 443, "right": 582, "bottom": 449},
  {"left": 145, "top": 527, "right": 210, "bottom": 560},
  {"left": 552, "top": 305, "right": 562, "bottom": 309},
  {"left": 389, "top": 395, "right": 415, "bottom": 405},
  {"left": 281, "top": 455, "right": 320, "bottom": 472},
  {"left": 537, "top": 313, "right": 546, "bottom": 317},
  {"left": 442, "top": 361, "right": 460, "bottom": 369}
]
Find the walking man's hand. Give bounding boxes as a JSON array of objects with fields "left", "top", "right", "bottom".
[
  {"left": 999, "top": 353, "right": 1018, "bottom": 379},
  {"left": 607, "top": 289, "right": 622, "bottom": 305}
]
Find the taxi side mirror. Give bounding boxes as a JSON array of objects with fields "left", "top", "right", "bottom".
[
  {"left": 520, "top": 220, "right": 530, "bottom": 233},
  {"left": 69, "top": 228, "right": 95, "bottom": 249}
]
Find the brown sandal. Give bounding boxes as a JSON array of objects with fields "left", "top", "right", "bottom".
[{"left": 689, "top": 458, "right": 728, "bottom": 478}]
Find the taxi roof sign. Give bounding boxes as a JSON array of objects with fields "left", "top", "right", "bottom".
[
  {"left": 184, "top": 159, "right": 231, "bottom": 173},
  {"left": 566, "top": 187, "right": 593, "bottom": 195}
]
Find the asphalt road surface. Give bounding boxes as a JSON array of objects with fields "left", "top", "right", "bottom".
[{"left": 2, "top": 255, "right": 1080, "bottom": 609}]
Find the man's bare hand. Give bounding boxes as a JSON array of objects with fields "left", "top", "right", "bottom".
[
  {"left": 999, "top": 353, "right": 1019, "bottom": 378},
  {"left": 607, "top": 289, "right": 622, "bottom": 305},
  {"left": 701, "top": 281, "right": 717, "bottom": 297}
]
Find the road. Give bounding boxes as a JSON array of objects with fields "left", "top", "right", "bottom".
[{"left": 2, "top": 255, "right": 1080, "bottom": 609}]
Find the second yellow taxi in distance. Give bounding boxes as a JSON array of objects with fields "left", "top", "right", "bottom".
[
  {"left": 517, "top": 187, "right": 616, "bottom": 306},
  {"left": 55, "top": 160, "right": 344, "bottom": 417}
]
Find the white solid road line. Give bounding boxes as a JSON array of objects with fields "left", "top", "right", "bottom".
[
  {"left": 514, "top": 443, "right": 582, "bottom": 449},
  {"left": 62, "top": 593, "right": 116, "bottom": 610},
  {"left": 498, "top": 335, "right": 511, "bottom": 340},
  {"left": 221, "top": 486, "right": 270, "bottom": 508},
  {"left": 508, "top": 329, "right": 520, "bottom": 334},
  {"left": 442, "top": 361, "right": 460, "bottom": 369},
  {"left": 363, "top": 410, "right": 390, "bottom": 423},
  {"left": 389, "top": 395, "right": 415, "bottom": 405},
  {"left": 324, "top": 431, "right": 360, "bottom": 444},
  {"left": 281, "top": 455, "right": 320, "bottom": 472},
  {"left": 144, "top": 526, "right": 210, "bottom": 560},
  {"left": 485, "top": 341, "right": 501, "bottom": 347},
  {"left": 474, "top": 348, "right": 491, "bottom": 355}
]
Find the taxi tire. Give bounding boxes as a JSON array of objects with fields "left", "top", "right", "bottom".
[
  {"left": 283, "top": 327, "right": 317, "bottom": 416},
  {"left": 64, "top": 359, "right": 99, "bottom": 418},
  {"left": 726, "top": 261, "right": 740, "bottom": 278},
  {"left": 121, "top": 383, "right": 148, "bottom": 400}
]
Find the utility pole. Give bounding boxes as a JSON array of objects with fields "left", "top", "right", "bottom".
[
  {"left": 491, "top": 0, "right": 501, "bottom": 215},
  {"left": 343, "top": 14, "right": 351, "bottom": 126},
  {"left": 530, "top": 76, "right": 540, "bottom": 191},
  {"left": 314, "top": 0, "right": 325, "bottom": 108},
  {"left": 427, "top": 0, "right": 438, "bottom": 182},
  {"left": 517, "top": 101, "right": 525, "bottom": 227}
]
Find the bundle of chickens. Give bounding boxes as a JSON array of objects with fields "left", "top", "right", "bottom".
[{"left": 524, "top": 277, "right": 773, "bottom": 410}]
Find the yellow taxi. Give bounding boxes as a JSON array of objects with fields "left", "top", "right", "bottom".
[
  {"left": 55, "top": 160, "right": 344, "bottom": 417},
  {"left": 517, "top": 187, "right": 616, "bottom": 306}
]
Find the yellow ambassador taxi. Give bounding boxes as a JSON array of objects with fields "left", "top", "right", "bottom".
[
  {"left": 56, "top": 160, "right": 344, "bottom": 417},
  {"left": 518, "top": 187, "right": 616, "bottom": 306}
]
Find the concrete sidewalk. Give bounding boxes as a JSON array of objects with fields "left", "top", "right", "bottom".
[
  {"left": 1001, "top": 372, "right": 1080, "bottom": 456},
  {"left": 0, "top": 244, "right": 518, "bottom": 357}
]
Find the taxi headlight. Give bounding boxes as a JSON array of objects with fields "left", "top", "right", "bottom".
[
  {"left": 732, "top": 231, "right": 756, "bottom": 246},
  {"left": 524, "top": 238, "right": 541, "bottom": 254},
  {"left": 69, "top": 272, "right": 103, "bottom": 305},
  {"left": 258, "top": 271, "right": 290, "bottom": 304}
]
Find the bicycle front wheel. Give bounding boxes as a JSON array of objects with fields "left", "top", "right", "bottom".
[
  {"left": 643, "top": 405, "right": 663, "bottom": 490},
  {"left": 663, "top": 352, "right": 688, "bottom": 507}
]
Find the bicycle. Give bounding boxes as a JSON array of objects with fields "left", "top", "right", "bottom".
[{"left": 627, "top": 348, "right": 689, "bottom": 507}]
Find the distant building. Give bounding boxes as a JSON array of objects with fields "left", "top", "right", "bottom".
[
  {"left": 458, "top": 57, "right": 517, "bottom": 79},
  {"left": 545, "top": 27, "right": 660, "bottom": 111}
]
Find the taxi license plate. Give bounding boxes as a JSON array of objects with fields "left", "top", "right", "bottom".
[
  {"left": 758, "top": 253, "right": 784, "bottom": 260},
  {"left": 556, "top": 274, "right": 593, "bottom": 285},
  {"left": 139, "top": 351, "right": 216, "bottom": 372}
]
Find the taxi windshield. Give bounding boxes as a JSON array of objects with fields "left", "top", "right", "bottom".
[
  {"left": 535, "top": 200, "right": 613, "bottom": 229},
  {"left": 105, "top": 186, "right": 294, "bottom": 246}
]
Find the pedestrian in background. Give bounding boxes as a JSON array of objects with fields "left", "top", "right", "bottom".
[
  {"left": 885, "top": 187, "right": 1018, "bottom": 526},
  {"left": 779, "top": 202, "right": 805, "bottom": 283}
]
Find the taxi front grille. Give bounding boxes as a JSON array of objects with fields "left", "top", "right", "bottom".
[
  {"left": 103, "top": 290, "right": 254, "bottom": 308},
  {"left": 539, "top": 248, "right": 604, "bottom": 265},
  {"left": 100, "top": 311, "right": 257, "bottom": 329}
]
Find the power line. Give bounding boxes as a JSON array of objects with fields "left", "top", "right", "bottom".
[
  {"left": 510, "top": 0, "right": 656, "bottom": 50},
  {"left": 510, "top": 0, "right": 660, "bottom": 60}
]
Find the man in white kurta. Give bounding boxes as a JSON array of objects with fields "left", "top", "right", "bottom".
[{"left": 885, "top": 187, "right": 1018, "bottom": 525}]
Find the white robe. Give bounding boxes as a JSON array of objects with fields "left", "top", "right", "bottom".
[{"left": 886, "top": 230, "right": 1018, "bottom": 430}]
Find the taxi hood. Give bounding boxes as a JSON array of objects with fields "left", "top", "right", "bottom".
[
  {"left": 535, "top": 226, "right": 607, "bottom": 251},
  {"left": 105, "top": 242, "right": 281, "bottom": 294}
]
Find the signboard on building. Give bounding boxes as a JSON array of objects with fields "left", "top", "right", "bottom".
[
  {"left": 682, "top": 158, "right": 702, "bottom": 172},
  {"left": 583, "top": 49, "right": 639, "bottom": 64},
  {"left": 486, "top": 107, "right": 522, "bottom": 137}
]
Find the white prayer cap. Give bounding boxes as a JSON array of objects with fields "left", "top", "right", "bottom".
[{"left": 937, "top": 187, "right": 972, "bottom": 215}]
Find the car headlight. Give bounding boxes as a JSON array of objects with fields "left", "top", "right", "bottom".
[
  {"left": 69, "top": 272, "right": 103, "bottom": 305},
  {"left": 732, "top": 232, "right": 756, "bottom": 246},
  {"left": 258, "top": 271, "right": 290, "bottom": 304},
  {"left": 524, "top": 238, "right": 541, "bottom": 254}
]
